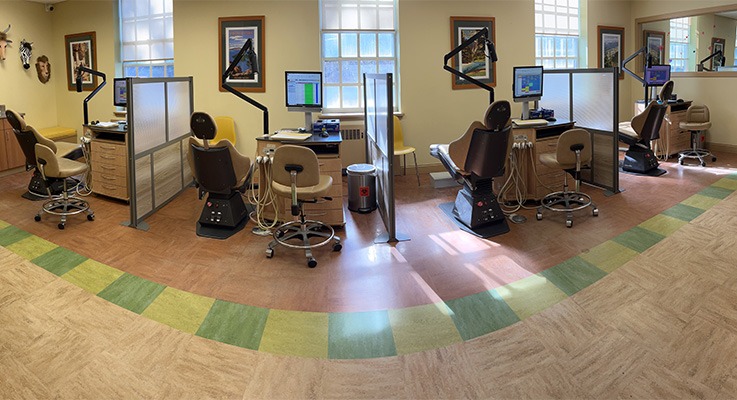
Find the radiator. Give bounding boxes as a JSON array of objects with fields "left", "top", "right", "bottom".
[{"left": 340, "top": 122, "right": 367, "bottom": 168}]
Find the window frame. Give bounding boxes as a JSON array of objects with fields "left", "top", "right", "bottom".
[
  {"left": 119, "top": 0, "right": 175, "bottom": 78},
  {"left": 669, "top": 17, "right": 690, "bottom": 73},
  {"left": 534, "top": 0, "right": 581, "bottom": 69}
]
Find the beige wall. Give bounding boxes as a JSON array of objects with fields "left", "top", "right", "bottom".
[{"left": 0, "top": 1, "right": 57, "bottom": 128}]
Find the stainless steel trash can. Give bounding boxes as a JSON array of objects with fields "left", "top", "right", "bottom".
[{"left": 347, "top": 163, "right": 376, "bottom": 213}]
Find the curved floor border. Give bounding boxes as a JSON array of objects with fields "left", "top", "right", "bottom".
[{"left": 1, "top": 175, "right": 736, "bottom": 359}]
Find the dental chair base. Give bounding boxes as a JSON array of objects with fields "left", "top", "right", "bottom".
[
  {"left": 196, "top": 191, "right": 249, "bottom": 239},
  {"left": 622, "top": 145, "right": 659, "bottom": 174},
  {"left": 453, "top": 181, "right": 507, "bottom": 232}
]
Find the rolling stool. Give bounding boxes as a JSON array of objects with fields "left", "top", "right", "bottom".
[
  {"left": 536, "top": 128, "right": 598, "bottom": 228},
  {"left": 678, "top": 104, "right": 715, "bottom": 167},
  {"left": 34, "top": 143, "right": 94, "bottom": 229}
]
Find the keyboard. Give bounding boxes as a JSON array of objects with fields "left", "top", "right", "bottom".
[
  {"left": 270, "top": 132, "right": 312, "bottom": 141},
  {"left": 513, "top": 119, "right": 549, "bottom": 127}
]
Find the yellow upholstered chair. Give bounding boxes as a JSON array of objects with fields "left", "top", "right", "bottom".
[
  {"left": 393, "top": 116, "right": 420, "bottom": 186},
  {"left": 213, "top": 116, "right": 237, "bottom": 145}
]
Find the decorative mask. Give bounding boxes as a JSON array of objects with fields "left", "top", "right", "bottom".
[
  {"left": 20, "top": 39, "right": 33, "bottom": 69},
  {"left": 35, "top": 55, "right": 51, "bottom": 83}
]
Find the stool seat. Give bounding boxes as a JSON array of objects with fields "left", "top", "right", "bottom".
[
  {"left": 679, "top": 121, "right": 711, "bottom": 131},
  {"left": 56, "top": 157, "right": 88, "bottom": 178},
  {"left": 272, "top": 175, "right": 332, "bottom": 199}
]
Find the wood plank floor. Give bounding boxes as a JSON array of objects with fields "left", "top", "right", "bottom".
[{"left": 2, "top": 153, "right": 737, "bottom": 398}]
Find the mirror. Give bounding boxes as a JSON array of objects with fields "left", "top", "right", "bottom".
[{"left": 639, "top": 8, "right": 737, "bottom": 73}]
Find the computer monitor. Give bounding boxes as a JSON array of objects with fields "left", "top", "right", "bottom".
[
  {"left": 644, "top": 64, "right": 671, "bottom": 86},
  {"left": 113, "top": 78, "right": 127, "bottom": 107},
  {"left": 512, "top": 66, "right": 543, "bottom": 119},
  {"left": 285, "top": 71, "right": 322, "bottom": 130}
]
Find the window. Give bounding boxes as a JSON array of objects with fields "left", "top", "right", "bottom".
[
  {"left": 669, "top": 17, "right": 690, "bottom": 72},
  {"left": 534, "top": 0, "right": 580, "bottom": 69},
  {"left": 119, "top": 0, "right": 174, "bottom": 78},
  {"left": 320, "top": 0, "right": 399, "bottom": 113}
]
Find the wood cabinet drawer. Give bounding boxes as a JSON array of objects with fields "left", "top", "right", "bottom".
[
  {"left": 92, "top": 152, "right": 126, "bottom": 168},
  {"left": 92, "top": 162, "right": 127, "bottom": 178},
  {"left": 92, "top": 170, "right": 127, "bottom": 187},
  {"left": 535, "top": 139, "right": 558, "bottom": 155},
  {"left": 92, "top": 140, "right": 126, "bottom": 157},
  {"left": 94, "top": 180, "right": 128, "bottom": 199},
  {"left": 317, "top": 157, "right": 342, "bottom": 172}
]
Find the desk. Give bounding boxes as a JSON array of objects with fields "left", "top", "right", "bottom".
[
  {"left": 496, "top": 119, "right": 575, "bottom": 202},
  {"left": 84, "top": 124, "right": 129, "bottom": 201},
  {"left": 255, "top": 131, "right": 345, "bottom": 226},
  {"left": 635, "top": 100, "right": 692, "bottom": 159},
  {"left": 0, "top": 113, "right": 26, "bottom": 172}
]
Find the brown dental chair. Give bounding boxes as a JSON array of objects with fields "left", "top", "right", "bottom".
[
  {"left": 265, "top": 145, "right": 342, "bottom": 268},
  {"left": 618, "top": 81, "right": 673, "bottom": 174},
  {"left": 188, "top": 111, "right": 252, "bottom": 239},
  {"left": 429, "top": 100, "right": 513, "bottom": 237},
  {"left": 5, "top": 109, "right": 83, "bottom": 198}
]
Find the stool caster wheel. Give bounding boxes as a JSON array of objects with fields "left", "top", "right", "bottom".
[
  {"left": 58, "top": 223, "right": 65, "bottom": 230},
  {"left": 308, "top": 258, "right": 317, "bottom": 268},
  {"left": 701, "top": 161, "right": 706, "bottom": 167},
  {"left": 266, "top": 248, "right": 274, "bottom": 258},
  {"left": 333, "top": 243, "right": 342, "bottom": 252},
  {"left": 34, "top": 214, "right": 41, "bottom": 222},
  {"left": 566, "top": 219, "right": 573, "bottom": 228},
  {"left": 593, "top": 208, "right": 599, "bottom": 217},
  {"left": 87, "top": 214, "right": 95, "bottom": 221},
  {"left": 536, "top": 212, "right": 543, "bottom": 221},
  {"left": 712, "top": 156, "right": 717, "bottom": 162}
]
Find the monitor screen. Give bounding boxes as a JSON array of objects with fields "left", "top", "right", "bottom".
[
  {"left": 644, "top": 64, "right": 671, "bottom": 86},
  {"left": 113, "top": 78, "right": 127, "bottom": 107},
  {"left": 513, "top": 66, "right": 543, "bottom": 102},
  {"left": 285, "top": 71, "right": 322, "bottom": 110}
]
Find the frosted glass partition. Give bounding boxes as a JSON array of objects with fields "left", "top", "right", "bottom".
[
  {"left": 539, "top": 68, "right": 619, "bottom": 195},
  {"left": 127, "top": 77, "right": 194, "bottom": 230}
]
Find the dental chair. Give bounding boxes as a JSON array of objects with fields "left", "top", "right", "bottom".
[
  {"left": 5, "top": 109, "right": 83, "bottom": 198},
  {"left": 429, "top": 100, "right": 513, "bottom": 237},
  {"left": 265, "top": 145, "right": 342, "bottom": 268},
  {"left": 188, "top": 111, "right": 252, "bottom": 239},
  {"left": 618, "top": 81, "right": 673, "bottom": 174}
]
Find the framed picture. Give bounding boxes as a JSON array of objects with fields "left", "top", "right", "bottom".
[
  {"left": 64, "top": 31, "right": 96, "bottom": 91},
  {"left": 597, "top": 26, "right": 625, "bottom": 79},
  {"left": 450, "top": 16, "right": 496, "bottom": 90},
  {"left": 712, "top": 37, "right": 725, "bottom": 70},
  {"left": 218, "top": 16, "right": 265, "bottom": 92},
  {"left": 643, "top": 30, "right": 665, "bottom": 68}
]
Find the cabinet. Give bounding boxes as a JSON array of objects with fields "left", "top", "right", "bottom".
[
  {"left": 85, "top": 125, "right": 129, "bottom": 201},
  {"left": 1, "top": 115, "right": 26, "bottom": 172},
  {"left": 635, "top": 101, "right": 692, "bottom": 159},
  {"left": 255, "top": 132, "right": 345, "bottom": 226}
]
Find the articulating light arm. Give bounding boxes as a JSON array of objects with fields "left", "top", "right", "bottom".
[
  {"left": 221, "top": 38, "right": 269, "bottom": 135},
  {"left": 699, "top": 49, "right": 724, "bottom": 72},
  {"left": 75, "top": 66, "right": 106, "bottom": 126},
  {"left": 443, "top": 27, "right": 497, "bottom": 103}
]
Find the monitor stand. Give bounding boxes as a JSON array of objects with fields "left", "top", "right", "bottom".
[
  {"left": 521, "top": 101, "right": 536, "bottom": 120},
  {"left": 302, "top": 111, "right": 313, "bottom": 132}
]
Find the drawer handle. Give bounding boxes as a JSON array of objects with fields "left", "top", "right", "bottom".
[
  {"left": 98, "top": 145, "right": 117, "bottom": 150},
  {"left": 101, "top": 175, "right": 117, "bottom": 181},
  {"left": 100, "top": 165, "right": 116, "bottom": 170},
  {"left": 100, "top": 155, "right": 116, "bottom": 160},
  {"left": 101, "top": 184, "right": 117, "bottom": 190}
]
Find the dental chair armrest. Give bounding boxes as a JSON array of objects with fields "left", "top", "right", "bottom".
[{"left": 429, "top": 143, "right": 468, "bottom": 184}]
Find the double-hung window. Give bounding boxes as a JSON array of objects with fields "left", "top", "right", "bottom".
[
  {"left": 534, "top": 0, "right": 580, "bottom": 69},
  {"left": 669, "top": 17, "right": 690, "bottom": 72},
  {"left": 120, "top": 0, "right": 174, "bottom": 78},
  {"left": 320, "top": 0, "right": 399, "bottom": 113}
]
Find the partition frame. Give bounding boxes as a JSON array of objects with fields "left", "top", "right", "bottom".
[
  {"left": 539, "top": 68, "right": 620, "bottom": 195},
  {"left": 126, "top": 76, "right": 194, "bottom": 229}
]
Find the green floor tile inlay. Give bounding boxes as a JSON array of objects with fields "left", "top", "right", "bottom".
[
  {"left": 62, "top": 259, "right": 125, "bottom": 294},
  {"left": 579, "top": 241, "right": 639, "bottom": 274},
  {"left": 681, "top": 194, "right": 722, "bottom": 211},
  {"left": 0, "top": 226, "right": 32, "bottom": 247},
  {"left": 388, "top": 303, "right": 462, "bottom": 355},
  {"left": 698, "top": 186, "right": 733, "bottom": 200},
  {"left": 5, "top": 236, "right": 57, "bottom": 261},
  {"left": 612, "top": 226, "right": 666, "bottom": 253},
  {"left": 97, "top": 273, "right": 166, "bottom": 314},
  {"left": 328, "top": 310, "right": 397, "bottom": 359},
  {"left": 638, "top": 214, "right": 688, "bottom": 237},
  {"left": 661, "top": 203, "right": 705, "bottom": 222},
  {"left": 539, "top": 257, "right": 607, "bottom": 297},
  {"left": 496, "top": 274, "right": 568, "bottom": 320},
  {"left": 33, "top": 247, "right": 87, "bottom": 276},
  {"left": 141, "top": 287, "right": 215, "bottom": 334},
  {"left": 445, "top": 290, "right": 520, "bottom": 341},
  {"left": 711, "top": 178, "right": 737, "bottom": 191},
  {"left": 196, "top": 300, "right": 269, "bottom": 350},
  {"left": 259, "top": 309, "right": 329, "bottom": 358},
  {"left": 0, "top": 220, "right": 10, "bottom": 229}
]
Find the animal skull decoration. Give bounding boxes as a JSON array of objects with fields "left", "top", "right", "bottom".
[
  {"left": 20, "top": 39, "right": 33, "bottom": 69},
  {"left": 0, "top": 25, "right": 12, "bottom": 61}
]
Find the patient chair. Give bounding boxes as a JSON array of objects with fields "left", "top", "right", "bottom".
[
  {"left": 678, "top": 104, "right": 715, "bottom": 167},
  {"left": 429, "top": 100, "right": 513, "bottom": 237},
  {"left": 33, "top": 143, "right": 94, "bottom": 229},
  {"left": 265, "top": 145, "right": 342, "bottom": 268},
  {"left": 188, "top": 111, "right": 252, "bottom": 239},
  {"left": 618, "top": 81, "right": 673, "bottom": 174},
  {"left": 535, "top": 128, "right": 598, "bottom": 228},
  {"left": 5, "top": 109, "right": 83, "bottom": 197}
]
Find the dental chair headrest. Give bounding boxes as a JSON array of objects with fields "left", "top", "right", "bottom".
[
  {"left": 5, "top": 109, "right": 27, "bottom": 132},
  {"left": 190, "top": 111, "right": 217, "bottom": 141},
  {"left": 659, "top": 81, "right": 674, "bottom": 103},
  {"left": 483, "top": 100, "right": 511, "bottom": 132}
]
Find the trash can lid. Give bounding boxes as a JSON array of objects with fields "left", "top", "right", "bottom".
[{"left": 347, "top": 163, "right": 376, "bottom": 175}]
